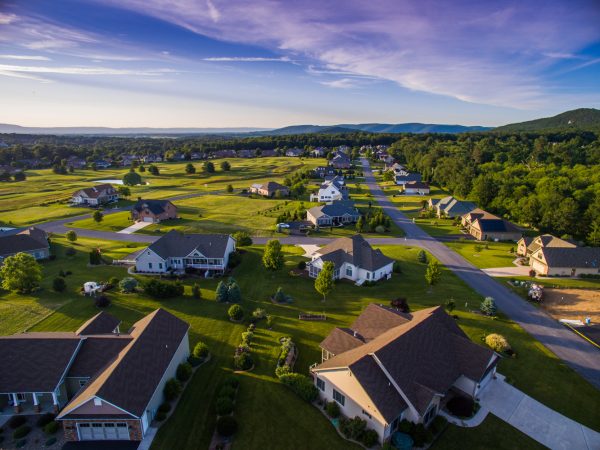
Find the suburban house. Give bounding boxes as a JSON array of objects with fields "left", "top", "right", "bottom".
[
  {"left": 529, "top": 246, "right": 600, "bottom": 276},
  {"left": 135, "top": 230, "right": 236, "bottom": 275},
  {"left": 429, "top": 196, "right": 477, "bottom": 219},
  {"left": 395, "top": 172, "right": 422, "bottom": 186},
  {"left": 307, "top": 235, "right": 394, "bottom": 283},
  {"left": 66, "top": 156, "right": 87, "bottom": 170},
  {"left": 211, "top": 149, "right": 237, "bottom": 159},
  {"left": 517, "top": 234, "right": 577, "bottom": 257},
  {"left": 310, "top": 177, "right": 347, "bottom": 202},
  {"left": 237, "top": 149, "right": 256, "bottom": 158},
  {"left": 1, "top": 309, "right": 189, "bottom": 442},
  {"left": 0, "top": 227, "right": 50, "bottom": 262},
  {"left": 259, "top": 149, "right": 277, "bottom": 157},
  {"left": 312, "top": 304, "right": 498, "bottom": 444},
  {"left": 141, "top": 154, "right": 163, "bottom": 164},
  {"left": 72, "top": 184, "right": 119, "bottom": 206},
  {"left": 330, "top": 152, "right": 352, "bottom": 169},
  {"left": 131, "top": 199, "right": 178, "bottom": 223},
  {"left": 249, "top": 181, "right": 290, "bottom": 197},
  {"left": 306, "top": 201, "right": 360, "bottom": 226},
  {"left": 314, "top": 166, "right": 337, "bottom": 178},
  {"left": 386, "top": 162, "right": 407, "bottom": 174},
  {"left": 311, "top": 147, "right": 327, "bottom": 157},
  {"left": 403, "top": 181, "right": 430, "bottom": 195},
  {"left": 93, "top": 160, "right": 111, "bottom": 169},
  {"left": 461, "top": 208, "right": 521, "bottom": 241},
  {"left": 285, "top": 148, "right": 304, "bottom": 157}
]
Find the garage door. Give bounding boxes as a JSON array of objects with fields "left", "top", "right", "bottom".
[
  {"left": 78, "top": 422, "right": 130, "bottom": 440},
  {"left": 143, "top": 216, "right": 154, "bottom": 222}
]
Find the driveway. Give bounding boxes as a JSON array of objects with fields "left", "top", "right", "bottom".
[
  {"left": 360, "top": 158, "right": 600, "bottom": 390},
  {"left": 482, "top": 266, "right": 532, "bottom": 277},
  {"left": 117, "top": 221, "right": 152, "bottom": 234},
  {"left": 478, "top": 375, "right": 600, "bottom": 450}
]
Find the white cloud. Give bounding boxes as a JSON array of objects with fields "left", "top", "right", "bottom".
[
  {"left": 320, "top": 78, "right": 360, "bottom": 89},
  {"left": 0, "top": 64, "right": 175, "bottom": 78},
  {"left": 0, "top": 13, "right": 17, "bottom": 24},
  {"left": 206, "top": 0, "right": 220, "bottom": 22},
  {"left": 202, "top": 56, "right": 291, "bottom": 62},
  {"left": 0, "top": 54, "right": 51, "bottom": 61}
]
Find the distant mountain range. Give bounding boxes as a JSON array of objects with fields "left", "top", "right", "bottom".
[
  {"left": 0, "top": 124, "right": 269, "bottom": 136},
  {"left": 495, "top": 108, "right": 600, "bottom": 132},
  {"left": 254, "top": 123, "right": 492, "bottom": 135}
]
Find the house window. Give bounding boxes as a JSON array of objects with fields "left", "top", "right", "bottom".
[
  {"left": 79, "top": 379, "right": 87, "bottom": 388},
  {"left": 423, "top": 404, "right": 437, "bottom": 424},
  {"left": 362, "top": 409, "right": 372, "bottom": 419},
  {"left": 158, "top": 263, "right": 163, "bottom": 269},
  {"left": 316, "top": 378, "right": 325, "bottom": 391},
  {"left": 346, "top": 267, "right": 353, "bottom": 277},
  {"left": 333, "top": 389, "right": 345, "bottom": 406},
  {"left": 366, "top": 272, "right": 371, "bottom": 280},
  {"left": 148, "top": 262, "right": 153, "bottom": 269}
]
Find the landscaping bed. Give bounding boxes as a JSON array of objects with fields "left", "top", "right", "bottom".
[{"left": 0, "top": 414, "right": 64, "bottom": 450}]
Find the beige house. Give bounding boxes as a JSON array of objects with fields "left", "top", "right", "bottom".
[
  {"left": 312, "top": 305, "right": 498, "bottom": 444},
  {"left": 530, "top": 247, "right": 600, "bottom": 276},
  {"left": 249, "top": 181, "right": 290, "bottom": 197},
  {"left": 461, "top": 208, "right": 521, "bottom": 241},
  {"left": 131, "top": 199, "right": 177, "bottom": 223},
  {"left": 72, "top": 184, "right": 119, "bottom": 206},
  {"left": 517, "top": 234, "right": 576, "bottom": 257}
]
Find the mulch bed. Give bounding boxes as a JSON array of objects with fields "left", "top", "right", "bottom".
[{"left": 0, "top": 415, "right": 65, "bottom": 450}]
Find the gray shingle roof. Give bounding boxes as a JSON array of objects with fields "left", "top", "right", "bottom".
[
  {"left": 132, "top": 199, "right": 173, "bottom": 216},
  {"left": 76, "top": 312, "right": 122, "bottom": 336},
  {"left": 308, "top": 201, "right": 359, "bottom": 219},
  {"left": 315, "top": 235, "right": 394, "bottom": 271},
  {"left": 538, "top": 247, "right": 600, "bottom": 268},
  {"left": 0, "top": 227, "right": 48, "bottom": 258},
  {"left": 145, "top": 230, "right": 233, "bottom": 259}
]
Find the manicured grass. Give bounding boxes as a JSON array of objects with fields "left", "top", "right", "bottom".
[
  {"left": 433, "top": 414, "right": 546, "bottom": 450},
  {"left": 504, "top": 275, "right": 600, "bottom": 290},
  {"left": 444, "top": 241, "right": 517, "bottom": 268},
  {"left": 68, "top": 211, "right": 134, "bottom": 232},
  {"left": 3, "top": 237, "right": 599, "bottom": 450}
]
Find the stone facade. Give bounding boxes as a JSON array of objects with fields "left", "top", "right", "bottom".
[{"left": 61, "top": 419, "right": 142, "bottom": 441}]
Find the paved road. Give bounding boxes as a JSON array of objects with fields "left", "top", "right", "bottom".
[{"left": 360, "top": 158, "right": 600, "bottom": 390}]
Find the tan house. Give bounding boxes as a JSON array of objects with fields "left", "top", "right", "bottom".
[
  {"left": 403, "top": 181, "right": 430, "bottom": 195},
  {"left": 72, "top": 184, "right": 119, "bottom": 206},
  {"left": 461, "top": 208, "right": 521, "bottom": 241},
  {"left": 529, "top": 247, "right": 600, "bottom": 276},
  {"left": 517, "top": 234, "right": 577, "bottom": 257},
  {"left": 131, "top": 199, "right": 177, "bottom": 223},
  {"left": 249, "top": 181, "right": 290, "bottom": 197},
  {"left": 312, "top": 304, "right": 498, "bottom": 444},
  {"left": 1, "top": 309, "right": 190, "bottom": 442}
]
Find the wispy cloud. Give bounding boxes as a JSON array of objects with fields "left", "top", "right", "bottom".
[
  {"left": 0, "top": 64, "right": 176, "bottom": 78},
  {"left": 0, "top": 54, "right": 51, "bottom": 61},
  {"left": 202, "top": 56, "right": 291, "bottom": 62},
  {"left": 320, "top": 78, "right": 360, "bottom": 89},
  {"left": 0, "top": 13, "right": 17, "bottom": 24},
  {"left": 95, "top": 0, "right": 600, "bottom": 109}
]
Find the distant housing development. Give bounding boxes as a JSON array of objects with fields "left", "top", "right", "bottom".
[{"left": 312, "top": 305, "right": 498, "bottom": 445}]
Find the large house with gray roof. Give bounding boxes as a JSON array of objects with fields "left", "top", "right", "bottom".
[
  {"left": 131, "top": 199, "right": 177, "bottom": 223},
  {"left": 135, "top": 230, "right": 236, "bottom": 275},
  {"left": 0, "top": 226, "right": 49, "bottom": 263},
  {"left": 307, "top": 235, "right": 394, "bottom": 283},
  {"left": 529, "top": 246, "right": 600, "bottom": 277},
  {"left": 1, "top": 309, "right": 189, "bottom": 442},
  {"left": 306, "top": 201, "right": 360, "bottom": 226},
  {"left": 312, "top": 304, "right": 498, "bottom": 444},
  {"left": 429, "top": 196, "right": 477, "bottom": 218},
  {"left": 72, "top": 183, "right": 119, "bottom": 206}
]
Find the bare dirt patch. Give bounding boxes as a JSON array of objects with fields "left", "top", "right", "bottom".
[{"left": 542, "top": 288, "right": 600, "bottom": 323}]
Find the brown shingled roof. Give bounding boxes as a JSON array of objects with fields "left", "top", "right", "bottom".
[
  {"left": 76, "top": 311, "right": 121, "bottom": 336},
  {"left": 315, "top": 235, "right": 394, "bottom": 272},
  {"left": 315, "top": 306, "right": 496, "bottom": 416}
]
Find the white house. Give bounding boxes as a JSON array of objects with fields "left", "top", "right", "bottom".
[
  {"left": 307, "top": 235, "right": 394, "bottom": 283},
  {"left": 312, "top": 305, "right": 498, "bottom": 445},
  {"left": 72, "top": 184, "right": 119, "bottom": 206},
  {"left": 310, "top": 177, "right": 347, "bottom": 203},
  {"left": 403, "top": 181, "right": 430, "bottom": 195},
  {"left": 135, "top": 231, "right": 236, "bottom": 275}
]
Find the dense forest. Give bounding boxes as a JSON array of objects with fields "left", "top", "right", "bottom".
[{"left": 1, "top": 130, "right": 599, "bottom": 243}]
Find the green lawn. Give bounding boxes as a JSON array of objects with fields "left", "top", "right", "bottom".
[
  {"left": 434, "top": 414, "right": 546, "bottom": 450},
  {"left": 444, "top": 241, "right": 517, "bottom": 268},
  {"left": 2, "top": 237, "right": 599, "bottom": 450}
]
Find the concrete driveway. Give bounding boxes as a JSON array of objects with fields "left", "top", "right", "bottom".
[
  {"left": 117, "top": 221, "right": 152, "bottom": 234},
  {"left": 479, "top": 375, "right": 600, "bottom": 450},
  {"left": 482, "top": 266, "right": 532, "bottom": 277}
]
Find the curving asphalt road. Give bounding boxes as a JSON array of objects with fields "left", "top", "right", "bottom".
[
  {"left": 360, "top": 158, "right": 600, "bottom": 390},
  {"left": 35, "top": 163, "right": 600, "bottom": 389}
]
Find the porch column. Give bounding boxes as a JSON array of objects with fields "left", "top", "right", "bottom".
[
  {"left": 33, "top": 392, "right": 41, "bottom": 413},
  {"left": 52, "top": 391, "right": 59, "bottom": 413},
  {"left": 12, "top": 393, "right": 21, "bottom": 413}
]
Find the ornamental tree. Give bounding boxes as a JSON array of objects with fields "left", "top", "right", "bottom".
[
  {"left": 315, "top": 261, "right": 335, "bottom": 301},
  {"left": 0, "top": 252, "right": 43, "bottom": 293}
]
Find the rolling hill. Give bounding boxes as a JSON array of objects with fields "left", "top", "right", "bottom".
[
  {"left": 255, "top": 123, "right": 491, "bottom": 135},
  {"left": 495, "top": 108, "right": 600, "bottom": 132}
]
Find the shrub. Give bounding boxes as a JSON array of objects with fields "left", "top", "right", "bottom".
[
  {"left": 339, "top": 416, "right": 367, "bottom": 440},
  {"left": 241, "top": 331, "right": 254, "bottom": 345},
  {"left": 445, "top": 299, "right": 456, "bottom": 313},
  {"left": 8, "top": 416, "right": 27, "bottom": 429},
  {"left": 233, "top": 231, "right": 253, "bottom": 246},
  {"left": 275, "top": 364, "right": 291, "bottom": 378},
  {"left": 216, "top": 415, "right": 238, "bottom": 437},
  {"left": 325, "top": 401, "right": 340, "bottom": 418},
  {"left": 53, "top": 277, "right": 66, "bottom": 292},
  {"left": 119, "top": 277, "right": 138, "bottom": 293},
  {"left": 43, "top": 421, "right": 59, "bottom": 435},
  {"left": 95, "top": 295, "right": 111, "bottom": 308},
  {"left": 219, "top": 385, "right": 236, "bottom": 400},
  {"left": 66, "top": 230, "right": 77, "bottom": 242},
  {"left": 45, "top": 437, "right": 57, "bottom": 447},
  {"left": 446, "top": 395, "right": 475, "bottom": 418},
  {"left": 390, "top": 297, "right": 410, "bottom": 313},
  {"left": 429, "top": 415, "right": 448, "bottom": 434},
  {"left": 158, "top": 402, "right": 171, "bottom": 413},
  {"left": 266, "top": 315, "right": 274, "bottom": 329},
  {"left": 417, "top": 250, "right": 428, "bottom": 263},
  {"left": 36, "top": 413, "right": 55, "bottom": 428},
  {"left": 361, "top": 429, "right": 379, "bottom": 447},
  {"left": 191, "top": 283, "right": 202, "bottom": 299},
  {"left": 375, "top": 225, "right": 385, "bottom": 233},
  {"left": 192, "top": 341, "right": 209, "bottom": 359},
  {"left": 297, "top": 261, "right": 306, "bottom": 270},
  {"left": 215, "top": 281, "right": 229, "bottom": 302},
  {"left": 411, "top": 423, "right": 433, "bottom": 447},
  {"left": 65, "top": 247, "right": 76, "bottom": 257},
  {"left": 228, "top": 251, "right": 242, "bottom": 269},
  {"left": 154, "top": 411, "right": 167, "bottom": 421},
  {"left": 12, "top": 425, "right": 31, "bottom": 439},
  {"left": 480, "top": 297, "right": 497, "bottom": 316},
  {"left": 163, "top": 378, "right": 182, "bottom": 401},
  {"left": 89, "top": 249, "right": 102, "bottom": 265},
  {"left": 274, "top": 286, "right": 286, "bottom": 303},
  {"left": 228, "top": 282, "right": 241, "bottom": 303},
  {"left": 279, "top": 373, "right": 318, "bottom": 402},
  {"left": 252, "top": 308, "right": 267, "bottom": 320},
  {"left": 485, "top": 333, "right": 511, "bottom": 353},
  {"left": 393, "top": 261, "right": 402, "bottom": 273},
  {"left": 228, "top": 304, "right": 244, "bottom": 321},
  {"left": 176, "top": 362, "right": 193, "bottom": 382},
  {"left": 233, "top": 352, "right": 253, "bottom": 370},
  {"left": 143, "top": 279, "right": 184, "bottom": 298},
  {"left": 215, "top": 397, "right": 234, "bottom": 416},
  {"left": 221, "top": 375, "right": 240, "bottom": 389},
  {"left": 109, "top": 277, "right": 120, "bottom": 286}
]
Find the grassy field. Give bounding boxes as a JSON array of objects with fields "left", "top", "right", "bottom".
[
  {"left": 0, "top": 157, "right": 326, "bottom": 227},
  {"left": 1, "top": 236, "right": 598, "bottom": 450},
  {"left": 444, "top": 241, "right": 517, "bottom": 268}
]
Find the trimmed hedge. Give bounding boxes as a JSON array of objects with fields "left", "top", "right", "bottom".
[
  {"left": 215, "top": 397, "right": 234, "bottom": 416},
  {"left": 279, "top": 373, "right": 318, "bottom": 402},
  {"left": 163, "top": 378, "right": 182, "bottom": 401},
  {"left": 43, "top": 421, "right": 59, "bottom": 435},
  {"left": 176, "top": 362, "right": 193, "bottom": 382},
  {"left": 13, "top": 425, "right": 31, "bottom": 439}
]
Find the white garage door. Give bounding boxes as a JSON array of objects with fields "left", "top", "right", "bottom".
[
  {"left": 78, "top": 422, "right": 130, "bottom": 440},
  {"left": 143, "top": 216, "right": 154, "bottom": 222}
]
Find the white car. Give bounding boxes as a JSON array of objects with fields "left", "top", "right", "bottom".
[{"left": 277, "top": 223, "right": 290, "bottom": 229}]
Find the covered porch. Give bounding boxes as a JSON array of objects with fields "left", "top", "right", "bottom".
[{"left": 1, "top": 391, "right": 62, "bottom": 415}]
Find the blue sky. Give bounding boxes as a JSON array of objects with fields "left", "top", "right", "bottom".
[{"left": 0, "top": 0, "right": 599, "bottom": 128}]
